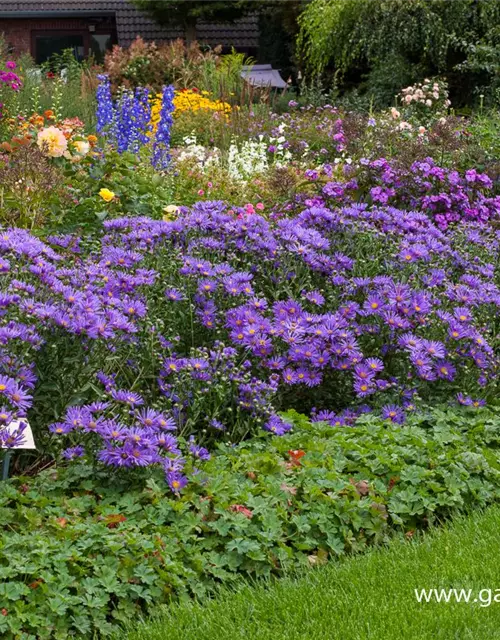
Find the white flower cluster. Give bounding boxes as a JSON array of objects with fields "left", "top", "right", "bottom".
[
  {"left": 227, "top": 138, "right": 269, "bottom": 181},
  {"left": 175, "top": 129, "right": 293, "bottom": 183},
  {"left": 176, "top": 135, "right": 220, "bottom": 167}
]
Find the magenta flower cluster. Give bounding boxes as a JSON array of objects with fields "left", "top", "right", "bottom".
[
  {"left": 299, "top": 157, "right": 500, "bottom": 229},
  {"left": 0, "top": 60, "right": 22, "bottom": 119},
  {"left": 353, "top": 157, "right": 500, "bottom": 229}
]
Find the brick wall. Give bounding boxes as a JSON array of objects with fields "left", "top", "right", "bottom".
[{"left": 0, "top": 18, "right": 95, "bottom": 56}]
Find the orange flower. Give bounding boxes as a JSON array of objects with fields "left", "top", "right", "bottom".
[
  {"left": 28, "top": 579, "right": 44, "bottom": 590},
  {"left": 44, "top": 110, "right": 55, "bottom": 119},
  {"left": 12, "top": 136, "right": 31, "bottom": 147},
  {"left": 87, "top": 134, "right": 98, "bottom": 146},
  {"left": 288, "top": 449, "right": 305, "bottom": 466}
]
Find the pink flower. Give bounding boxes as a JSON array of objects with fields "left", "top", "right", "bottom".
[
  {"left": 197, "top": 189, "right": 205, "bottom": 196},
  {"left": 245, "top": 203, "right": 255, "bottom": 215},
  {"left": 256, "top": 202, "right": 264, "bottom": 211},
  {"left": 207, "top": 182, "right": 213, "bottom": 188},
  {"left": 229, "top": 504, "right": 253, "bottom": 519},
  {"left": 5, "top": 61, "right": 16, "bottom": 70}
]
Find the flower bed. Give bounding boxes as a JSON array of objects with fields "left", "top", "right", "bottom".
[
  {"left": 2, "top": 53, "right": 500, "bottom": 640},
  {"left": 1, "top": 186, "right": 500, "bottom": 477},
  {"left": 2, "top": 405, "right": 500, "bottom": 638}
]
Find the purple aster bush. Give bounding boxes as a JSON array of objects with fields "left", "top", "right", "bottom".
[
  {"left": 158, "top": 342, "right": 280, "bottom": 441},
  {"left": 320, "top": 156, "right": 500, "bottom": 229},
  {"left": 49, "top": 377, "right": 207, "bottom": 491},
  {"left": 3, "top": 174, "right": 500, "bottom": 468},
  {"left": 0, "top": 226, "right": 159, "bottom": 450},
  {"left": 97, "top": 200, "right": 500, "bottom": 426}
]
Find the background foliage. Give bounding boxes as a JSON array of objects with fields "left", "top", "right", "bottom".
[{"left": 298, "top": 0, "right": 500, "bottom": 107}]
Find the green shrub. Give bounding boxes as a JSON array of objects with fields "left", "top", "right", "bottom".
[{"left": 2, "top": 405, "right": 500, "bottom": 638}]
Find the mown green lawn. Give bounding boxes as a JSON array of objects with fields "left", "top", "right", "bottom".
[{"left": 127, "top": 506, "right": 500, "bottom": 640}]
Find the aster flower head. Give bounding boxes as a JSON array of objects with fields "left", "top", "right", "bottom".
[
  {"left": 381, "top": 404, "right": 406, "bottom": 424},
  {"left": 188, "top": 437, "right": 211, "bottom": 461},
  {"left": 165, "top": 288, "right": 186, "bottom": 302},
  {"left": 365, "top": 357, "right": 384, "bottom": 373},
  {"left": 166, "top": 470, "right": 188, "bottom": 492},
  {"left": 1, "top": 422, "right": 28, "bottom": 448},
  {"left": 111, "top": 389, "right": 145, "bottom": 407},
  {"left": 436, "top": 360, "right": 456, "bottom": 381},
  {"left": 303, "top": 290, "right": 325, "bottom": 306},
  {"left": 264, "top": 414, "right": 292, "bottom": 435},
  {"left": 210, "top": 418, "right": 226, "bottom": 431},
  {"left": 62, "top": 446, "right": 85, "bottom": 460}
]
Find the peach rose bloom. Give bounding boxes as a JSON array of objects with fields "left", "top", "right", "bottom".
[{"left": 37, "top": 126, "right": 68, "bottom": 157}]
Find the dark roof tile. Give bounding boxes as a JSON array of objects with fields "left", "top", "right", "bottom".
[{"left": 0, "top": 0, "right": 259, "bottom": 48}]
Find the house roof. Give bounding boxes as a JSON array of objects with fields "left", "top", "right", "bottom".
[{"left": 0, "top": 0, "right": 259, "bottom": 48}]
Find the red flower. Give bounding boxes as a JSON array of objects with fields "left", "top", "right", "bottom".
[
  {"left": 1, "top": 609, "right": 7, "bottom": 616},
  {"left": 229, "top": 504, "right": 253, "bottom": 519},
  {"left": 288, "top": 449, "right": 305, "bottom": 466}
]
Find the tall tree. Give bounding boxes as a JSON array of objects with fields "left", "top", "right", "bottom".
[
  {"left": 297, "top": 0, "right": 500, "bottom": 105},
  {"left": 132, "top": 0, "right": 273, "bottom": 44}
]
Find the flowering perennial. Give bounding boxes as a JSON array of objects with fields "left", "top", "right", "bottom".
[{"left": 95, "top": 74, "right": 175, "bottom": 168}]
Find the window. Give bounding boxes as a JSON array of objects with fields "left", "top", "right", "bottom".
[
  {"left": 32, "top": 29, "right": 116, "bottom": 65},
  {"left": 34, "top": 34, "right": 85, "bottom": 65},
  {"left": 89, "top": 33, "right": 113, "bottom": 63}
]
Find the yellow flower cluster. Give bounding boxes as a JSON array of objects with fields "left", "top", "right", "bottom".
[
  {"left": 173, "top": 89, "right": 231, "bottom": 116},
  {"left": 150, "top": 89, "right": 231, "bottom": 131}
]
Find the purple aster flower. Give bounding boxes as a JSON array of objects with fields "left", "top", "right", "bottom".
[
  {"left": 365, "top": 357, "right": 384, "bottom": 373},
  {"left": 303, "top": 290, "right": 325, "bottom": 306},
  {"left": 166, "top": 471, "right": 188, "bottom": 492},
  {"left": 155, "top": 433, "right": 180, "bottom": 454},
  {"left": 165, "top": 288, "right": 186, "bottom": 302},
  {"left": 381, "top": 404, "right": 406, "bottom": 424},
  {"left": 62, "top": 446, "right": 85, "bottom": 460},
  {"left": 111, "top": 389, "right": 144, "bottom": 407},
  {"left": 264, "top": 414, "right": 292, "bottom": 435},
  {"left": 436, "top": 360, "right": 456, "bottom": 381},
  {"left": 188, "top": 437, "right": 211, "bottom": 461},
  {"left": 49, "top": 422, "right": 74, "bottom": 435},
  {"left": 210, "top": 418, "right": 226, "bottom": 431}
]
